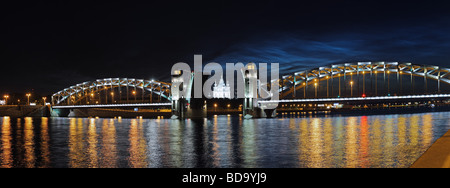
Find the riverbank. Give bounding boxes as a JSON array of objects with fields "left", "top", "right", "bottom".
[
  {"left": 0, "top": 105, "right": 50, "bottom": 118},
  {"left": 410, "top": 129, "right": 450, "bottom": 168}
]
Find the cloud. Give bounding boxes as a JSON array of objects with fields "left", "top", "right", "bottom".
[{"left": 207, "top": 23, "right": 450, "bottom": 76}]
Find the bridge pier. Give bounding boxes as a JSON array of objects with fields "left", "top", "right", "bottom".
[
  {"left": 171, "top": 98, "right": 207, "bottom": 119},
  {"left": 241, "top": 63, "right": 279, "bottom": 118},
  {"left": 171, "top": 70, "right": 208, "bottom": 119},
  {"left": 243, "top": 99, "right": 278, "bottom": 118},
  {"left": 50, "top": 108, "right": 70, "bottom": 117}
]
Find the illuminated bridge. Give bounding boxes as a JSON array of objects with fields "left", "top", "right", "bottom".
[
  {"left": 50, "top": 78, "right": 172, "bottom": 118},
  {"left": 50, "top": 62, "right": 450, "bottom": 118},
  {"left": 52, "top": 78, "right": 171, "bottom": 106},
  {"left": 279, "top": 62, "right": 449, "bottom": 99}
]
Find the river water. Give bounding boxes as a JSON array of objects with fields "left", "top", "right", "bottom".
[{"left": 1, "top": 112, "right": 449, "bottom": 168}]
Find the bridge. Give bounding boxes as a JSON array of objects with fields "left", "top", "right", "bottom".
[
  {"left": 50, "top": 62, "right": 450, "bottom": 119},
  {"left": 52, "top": 78, "right": 171, "bottom": 105},
  {"left": 51, "top": 103, "right": 172, "bottom": 109}
]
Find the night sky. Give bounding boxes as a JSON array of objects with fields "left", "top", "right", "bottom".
[{"left": 2, "top": 0, "right": 450, "bottom": 96}]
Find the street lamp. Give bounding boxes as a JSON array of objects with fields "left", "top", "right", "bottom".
[
  {"left": 387, "top": 70, "right": 390, "bottom": 95},
  {"left": 214, "top": 103, "right": 218, "bottom": 112},
  {"left": 350, "top": 81, "right": 354, "bottom": 97},
  {"left": 43, "top": 97, "right": 47, "bottom": 105},
  {"left": 90, "top": 93, "right": 94, "bottom": 102},
  {"left": 4, "top": 95, "right": 9, "bottom": 105},
  {"left": 26, "top": 93, "right": 31, "bottom": 105},
  {"left": 132, "top": 90, "right": 136, "bottom": 102},
  {"left": 111, "top": 92, "right": 115, "bottom": 103},
  {"left": 314, "top": 82, "right": 318, "bottom": 98}
]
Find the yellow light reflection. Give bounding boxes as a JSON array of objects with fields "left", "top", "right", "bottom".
[
  {"left": 384, "top": 116, "right": 395, "bottom": 167},
  {"left": 87, "top": 118, "right": 99, "bottom": 168},
  {"left": 298, "top": 118, "right": 309, "bottom": 166},
  {"left": 397, "top": 116, "right": 407, "bottom": 147},
  {"left": 39, "top": 117, "right": 51, "bottom": 168},
  {"left": 323, "top": 118, "right": 333, "bottom": 167},
  {"left": 24, "top": 117, "right": 35, "bottom": 168},
  {"left": 1, "top": 117, "right": 12, "bottom": 168},
  {"left": 371, "top": 117, "right": 382, "bottom": 167},
  {"left": 309, "top": 118, "right": 323, "bottom": 168},
  {"left": 359, "top": 116, "right": 369, "bottom": 168},
  {"left": 69, "top": 118, "right": 86, "bottom": 168},
  {"left": 410, "top": 115, "right": 419, "bottom": 147},
  {"left": 345, "top": 117, "right": 358, "bottom": 168},
  {"left": 422, "top": 114, "right": 433, "bottom": 147},
  {"left": 100, "top": 119, "right": 117, "bottom": 168},
  {"left": 129, "top": 119, "right": 148, "bottom": 168},
  {"left": 15, "top": 118, "right": 23, "bottom": 166}
]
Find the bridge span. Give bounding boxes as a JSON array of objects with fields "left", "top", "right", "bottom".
[
  {"left": 259, "top": 94, "right": 450, "bottom": 104},
  {"left": 52, "top": 103, "right": 172, "bottom": 109},
  {"left": 48, "top": 62, "right": 450, "bottom": 119}
]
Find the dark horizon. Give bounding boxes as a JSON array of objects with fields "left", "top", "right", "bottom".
[{"left": 2, "top": 0, "right": 450, "bottom": 96}]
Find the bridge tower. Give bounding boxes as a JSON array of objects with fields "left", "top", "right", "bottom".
[
  {"left": 171, "top": 70, "right": 207, "bottom": 119},
  {"left": 241, "top": 64, "right": 259, "bottom": 118},
  {"left": 240, "top": 63, "right": 279, "bottom": 118}
]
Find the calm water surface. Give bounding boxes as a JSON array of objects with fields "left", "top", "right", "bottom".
[{"left": 1, "top": 112, "right": 450, "bottom": 168}]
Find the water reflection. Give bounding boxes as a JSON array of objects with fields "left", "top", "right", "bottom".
[
  {"left": 40, "top": 117, "right": 50, "bottom": 168},
  {"left": 1, "top": 117, "right": 12, "bottom": 168},
  {"left": 0, "top": 112, "right": 449, "bottom": 168},
  {"left": 345, "top": 117, "right": 358, "bottom": 167},
  {"left": 69, "top": 118, "right": 84, "bottom": 168},
  {"left": 241, "top": 119, "right": 257, "bottom": 168},
  {"left": 23, "top": 117, "right": 35, "bottom": 168},
  {"left": 129, "top": 119, "right": 148, "bottom": 168},
  {"left": 101, "top": 119, "right": 117, "bottom": 168},
  {"left": 359, "top": 116, "right": 369, "bottom": 168}
]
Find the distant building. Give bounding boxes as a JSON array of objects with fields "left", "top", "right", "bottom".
[{"left": 212, "top": 76, "right": 231, "bottom": 99}]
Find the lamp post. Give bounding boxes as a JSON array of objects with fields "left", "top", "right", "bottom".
[
  {"left": 338, "top": 74, "right": 341, "bottom": 97},
  {"left": 326, "top": 76, "right": 329, "bottom": 98},
  {"left": 4, "top": 95, "right": 9, "bottom": 105},
  {"left": 43, "top": 97, "right": 47, "bottom": 105},
  {"left": 111, "top": 92, "right": 115, "bottom": 103},
  {"left": 26, "top": 93, "right": 31, "bottom": 105},
  {"left": 350, "top": 81, "right": 354, "bottom": 97},
  {"left": 314, "top": 82, "right": 318, "bottom": 98},
  {"left": 387, "top": 70, "right": 390, "bottom": 96},
  {"left": 132, "top": 90, "right": 136, "bottom": 102},
  {"left": 104, "top": 86, "right": 108, "bottom": 104}
]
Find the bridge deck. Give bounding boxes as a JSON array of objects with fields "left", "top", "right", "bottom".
[
  {"left": 52, "top": 103, "right": 172, "bottom": 109},
  {"left": 259, "top": 94, "right": 450, "bottom": 104}
]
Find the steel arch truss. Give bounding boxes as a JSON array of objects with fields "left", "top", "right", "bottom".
[
  {"left": 52, "top": 78, "right": 172, "bottom": 105},
  {"left": 280, "top": 62, "right": 450, "bottom": 98}
]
